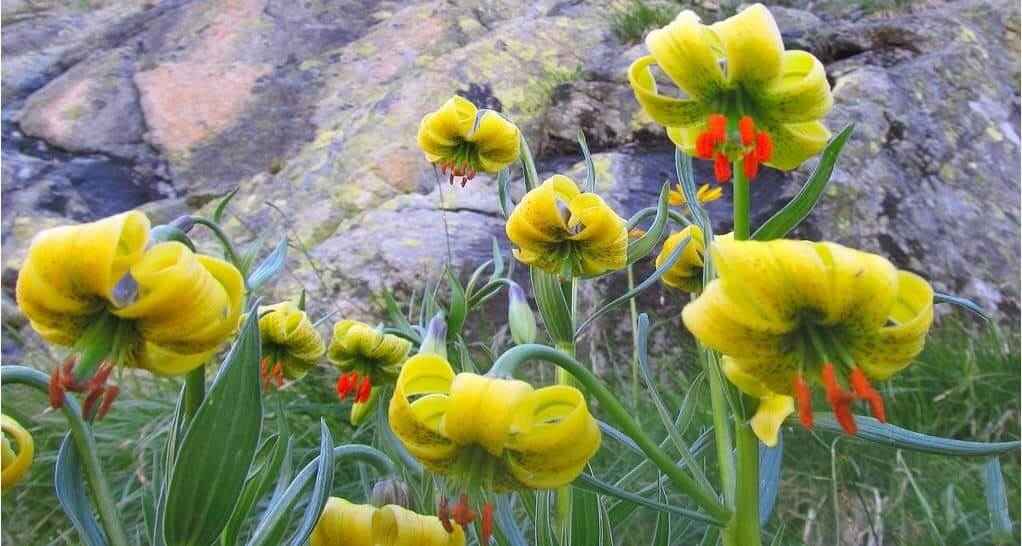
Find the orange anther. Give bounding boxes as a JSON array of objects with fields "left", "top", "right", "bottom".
[
  {"left": 49, "top": 368, "right": 66, "bottom": 409},
  {"left": 98, "top": 385, "right": 119, "bottom": 420},
  {"left": 821, "top": 363, "right": 857, "bottom": 435},
  {"left": 739, "top": 116, "right": 756, "bottom": 146},
  {"left": 481, "top": 502, "right": 494, "bottom": 544},
  {"left": 695, "top": 132, "right": 715, "bottom": 159},
  {"left": 850, "top": 367, "right": 887, "bottom": 423},
  {"left": 453, "top": 495, "right": 475, "bottom": 526},
  {"left": 355, "top": 376, "right": 372, "bottom": 404},
  {"left": 439, "top": 497, "right": 454, "bottom": 533},
  {"left": 336, "top": 372, "right": 358, "bottom": 400},
  {"left": 713, "top": 153, "right": 731, "bottom": 183},
  {"left": 742, "top": 152, "right": 759, "bottom": 180},
  {"left": 793, "top": 374, "right": 814, "bottom": 429},
  {"left": 755, "top": 131, "right": 773, "bottom": 162},
  {"left": 707, "top": 114, "right": 727, "bottom": 139}
]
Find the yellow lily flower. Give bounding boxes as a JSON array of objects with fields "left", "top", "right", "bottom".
[
  {"left": 310, "top": 497, "right": 465, "bottom": 546},
  {"left": 16, "top": 212, "right": 246, "bottom": 377},
  {"left": 668, "top": 183, "right": 723, "bottom": 206},
  {"left": 417, "top": 96, "right": 521, "bottom": 185},
  {"left": 329, "top": 319, "right": 412, "bottom": 421},
  {"left": 255, "top": 301, "right": 325, "bottom": 387},
  {"left": 682, "top": 238, "right": 934, "bottom": 445},
  {"left": 1, "top": 415, "right": 34, "bottom": 492},
  {"left": 388, "top": 353, "right": 601, "bottom": 492},
  {"left": 655, "top": 228, "right": 733, "bottom": 293},
  {"left": 628, "top": 4, "right": 832, "bottom": 176},
  {"left": 505, "top": 175, "right": 628, "bottom": 278}
]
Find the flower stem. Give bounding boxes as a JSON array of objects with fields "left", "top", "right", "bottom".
[
  {"left": 490, "top": 345, "right": 732, "bottom": 524},
  {"left": 183, "top": 364, "right": 206, "bottom": 422},
  {"left": 553, "top": 277, "right": 577, "bottom": 540},
  {"left": 724, "top": 156, "right": 763, "bottom": 546},
  {"left": 2, "top": 366, "right": 130, "bottom": 546},
  {"left": 627, "top": 265, "right": 641, "bottom": 406},
  {"left": 188, "top": 217, "right": 245, "bottom": 276}
]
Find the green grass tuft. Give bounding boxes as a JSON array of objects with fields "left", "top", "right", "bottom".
[{"left": 609, "top": 0, "right": 678, "bottom": 44}]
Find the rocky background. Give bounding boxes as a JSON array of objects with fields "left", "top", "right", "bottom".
[{"left": 3, "top": 0, "right": 1019, "bottom": 365}]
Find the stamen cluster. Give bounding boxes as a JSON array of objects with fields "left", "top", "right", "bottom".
[
  {"left": 336, "top": 371, "right": 372, "bottom": 404},
  {"left": 49, "top": 358, "right": 119, "bottom": 421},
  {"left": 694, "top": 114, "right": 773, "bottom": 182}
]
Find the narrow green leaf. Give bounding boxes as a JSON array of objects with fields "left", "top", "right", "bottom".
[
  {"left": 983, "top": 458, "right": 1014, "bottom": 541},
  {"left": 626, "top": 182, "right": 671, "bottom": 264},
  {"left": 753, "top": 125, "right": 854, "bottom": 241},
  {"left": 934, "top": 291, "right": 991, "bottom": 321},
  {"left": 569, "top": 487, "right": 600, "bottom": 545},
  {"left": 239, "top": 235, "right": 267, "bottom": 277},
  {"left": 247, "top": 238, "right": 288, "bottom": 291},
  {"left": 651, "top": 482, "right": 670, "bottom": 546},
  {"left": 519, "top": 134, "right": 539, "bottom": 191},
  {"left": 534, "top": 491, "right": 556, "bottom": 546},
  {"left": 675, "top": 151, "right": 713, "bottom": 245},
  {"left": 382, "top": 290, "right": 420, "bottom": 343},
  {"left": 163, "top": 308, "right": 263, "bottom": 546},
  {"left": 759, "top": 434, "right": 784, "bottom": 525},
  {"left": 465, "top": 259, "right": 494, "bottom": 299},
  {"left": 286, "top": 421, "right": 335, "bottom": 546},
  {"left": 495, "top": 495, "right": 529, "bottom": 546},
  {"left": 55, "top": 433, "right": 108, "bottom": 546},
  {"left": 490, "top": 237, "right": 506, "bottom": 281},
  {"left": 445, "top": 270, "right": 468, "bottom": 338},
  {"left": 531, "top": 267, "right": 574, "bottom": 344},
  {"left": 212, "top": 188, "right": 240, "bottom": 224},
  {"left": 575, "top": 238, "right": 688, "bottom": 339},
  {"left": 467, "top": 279, "right": 508, "bottom": 310},
  {"left": 576, "top": 474, "right": 719, "bottom": 526},
  {"left": 498, "top": 168, "right": 514, "bottom": 218},
  {"left": 810, "top": 413, "right": 1020, "bottom": 456},
  {"left": 578, "top": 129, "right": 597, "bottom": 194},
  {"left": 220, "top": 431, "right": 289, "bottom": 545}
]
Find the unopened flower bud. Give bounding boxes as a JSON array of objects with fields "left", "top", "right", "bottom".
[
  {"left": 507, "top": 283, "right": 536, "bottom": 345},
  {"left": 418, "top": 312, "right": 448, "bottom": 359},
  {"left": 370, "top": 478, "right": 412, "bottom": 509}
]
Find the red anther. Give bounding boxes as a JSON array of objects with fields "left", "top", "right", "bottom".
[
  {"left": 82, "top": 388, "right": 104, "bottom": 420},
  {"left": 793, "top": 374, "right": 814, "bottom": 429},
  {"left": 49, "top": 368, "right": 66, "bottom": 409},
  {"left": 439, "top": 497, "right": 454, "bottom": 532},
  {"left": 739, "top": 116, "right": 756, "bottom": 146},
  {"left": 270, "top": 363, "right": 284, "bottom": 388},
  {"left": 821, "top": 363, "right": 858, "bottom": 435},
  {"left": 336, "top": 372, "right": 358, "bottom": 400},
  {"left": 98, "top": 386, "right": 120, "bottom": 420},
  {"left": 355, "top": 376, "right": 372, "bottom": 404},
  {"left": 452, "top": 495, "right": 475, "bottom": 526},
  {"left": 481, "top": 502, "right": 494, "bottom": 544},
  {"left": 755, "top": 131, "right": 773, "bottom": 162},
  {"left": 695, "top": 132, "right": 715, "bottom": 159},
  {"left": 713, "top": 152, "right": 731, "bottom": 183},
  {"left": 707, "top": 114, "right": 727, "bottom": 139},
  {"left": 850, "top": 367, "right": 887, "bottom": 423},
  {"left": 87, "top": 363, "right": 114, "bottom": 392},
  {"left": 742, "top": 152, "right": 759, "bottom": 180}
]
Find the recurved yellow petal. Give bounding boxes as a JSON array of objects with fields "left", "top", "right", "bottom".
[
  {"left": 760, "top": 119, "right": 831, "bottom": 171},
  {"left": 470, "top": 112, "right": 521, "bottom": 172},
  {"left": 628, "top": 55, "right": 710, "bottom": 127},
  {"left": 645, "top": 11, "right": 724, "bottom": 102},
  {"left": 755, "top": 50, "right": 833, "bottom": 124},
  {"left": 15, "top": 211, "right": 150, "bottom": 345},
  {"left": 656, "top": 225, "right": 705, "bottom": 292},
  {"left": 310, "top": 497, "right": 374, "bottom": 546},
  {"left": 258, "top": 301, "right": 326, "bottom": 379},
  {"left": 710, "top": 3, "right": 783, "bottom": 87},
  {"left": 417, "top": 96, "right": 477, "bottom": 162},
  {"left": 851, "top": 270, "right": 933, "bottom": 380},
  {"left": 329, "top": 320, "right": 412, "bottom": 382},
  {"left": 418, "top": 96, "right": 520, "bottom": 174},
  {"left": 389, "top": 354, "right": 459, "bottom": 464},
  {"left": 443, "top": 373, "right": 533, "bottom": 456},
  {"left": 1, "top": 415, "right": 34, "bottom": 492},
  {"left": 373, "top": 504, "right": 466, "bottom": 546}
]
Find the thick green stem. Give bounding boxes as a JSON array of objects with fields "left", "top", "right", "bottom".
[
  {"left": 183, "top": 364, "right": 206, "bottom": 422},
  {"left": 702, "top": 349, "right": 735, "bottom": 507},
  {"left": 490, "top": 345, "right": 731, "bottom": 524},
  {"left": 554, "top": 287, "right": 576, "bottom": 541},
  {"left": 723, "top": 156, "right": 762, "bottom": 546},
  {"left": 732, "top": 160, "right": 751, "bottom": 240},
  {"left": 2, "top": 366, "right": 130, "bottom": 546}
]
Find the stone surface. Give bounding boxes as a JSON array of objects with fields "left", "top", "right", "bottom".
[{"left": 2, "top": 0, "right": 1020, "bottom": 361}]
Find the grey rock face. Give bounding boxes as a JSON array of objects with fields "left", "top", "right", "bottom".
[{"left": 2, "top": 0, "right": 1019, "bottom": 355}]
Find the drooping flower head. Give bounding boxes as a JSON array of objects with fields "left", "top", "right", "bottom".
[
  {"left": 1, "top": 415, "right": 34, "bottom": 492},
  {"left": 629, "top": 4, "right": 832, "bottom": 182},
  {"left": 255, "top": 301, "right": 326, "bottom": 390},
  {"left": 417, "top": 96, "right": 521, "bottom": 186},
  {"left": 682, "top": 238, "right": 934, "bottom": 445},
  {"left": 329, "top": 319, "right": 412, "bottom": 422},
  {"left": 388, "top": 353, "right": 601, "bottom": 542},
  {"left": 656, "top": 227, "right": 732, "bottom": 293},
  {"left": 506, "top": 175, "right": 628, "bottom": 278},
  {"left": 15, "top": 212, "right": 245, "bottom": 417},
  {"left": 310, "top": 497, "right": 465, "bottom": 546}
]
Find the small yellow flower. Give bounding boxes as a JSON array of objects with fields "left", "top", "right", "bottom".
[
  {"left": 1, "top": 415, "right": 34, "bottom": 492},
  {"left": 505, "top": 175, "right": 628, "bottom": 278},
  {"left": 668, "top": 183, "right": 722, "bottom": 206},
  {"left": 417, "top": 96, "right": 521, "bottom": 184},
  {"left": 682, "top": 238, "right": 934, "bottom": 446},
  {"left": 656, "top": 225, "right": 705, "bottom": 292},
  {"left": 256, "top": 301, "right": 325, "bottom": 386},
  {"left": 629, "top": 4, "right": 832, "bottom": 173},
  {"left": 310, "top": 497, "right": 465, "bottom": 546},
  {"left": 15, "top": 212, "right": 245, "bottom": 376},
  {"left": 388, "top": 353, "right": 601, "bottom": 492},
  {"left": 329, "top": 320, "right": 412, "bottom": 423}
]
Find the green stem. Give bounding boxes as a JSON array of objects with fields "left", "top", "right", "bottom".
[
  {"left": 554, "top": 277, "right": 577, "bottom": 540},
  {"left": 732, "top": 159, "right": 751, "bottom": 240},
  {"left": 490, "top": 345, "right": 731, "bottom": 525},
  {"left": 2, "top": 366, "right": 130, "bottom": 546},
  {"left": 189, "top": 217, "right": 245, "bottom": 275},
  {"left": 724, "top": 154, "right": 762, "bottom": 546},
  {"left": 627, "top": 265, "right": 640, "bottom": 407},
  {"left": 702, "top": 348, "right": 735, "bottom": 507},
  {"left": 183, "top": 364, "right": 206, "bottom": 422}
]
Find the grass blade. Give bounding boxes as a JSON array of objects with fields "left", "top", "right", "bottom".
[
  {"left": 983, "top": 457, "right": 1014, "bottom": 542},
  {"left": 578, "top": 129, "right": 597, "bottom": 194},
  {"left": 55, "top": 433, "right": 108, "bottom": 546},
  {"left": 935, "top": 291, "right": 991, "bottom": 321},
  {"left": 759, "top": 434, "right": 784, "bottom": 525},
  {"left": 626, "top": 182, "right": 671, "bottom": 264},
  {"left": 247, "top": 238, "right": 288, "bottom": 291}
]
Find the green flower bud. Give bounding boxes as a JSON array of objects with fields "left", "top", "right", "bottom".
[{"left": 508, "top": 283, "right": 537, "bottom": 345}]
